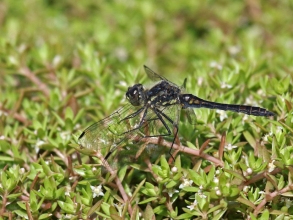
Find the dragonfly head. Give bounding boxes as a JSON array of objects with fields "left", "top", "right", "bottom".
[{"left": 126, "top": 84, "right": 145, "bottom": 106}]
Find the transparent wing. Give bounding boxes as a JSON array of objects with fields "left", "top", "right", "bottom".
[
  {"left": 183, "top": 108, "right": 197, "bottom": 125},
  {"left": 143, "top": 65, "right": 167, "bottom": 82},
  {"left": 101, "top": 104, "right": 181, "bottom": 170},
  {"left": 144, "top": 65, "right": 187, "bottom": 92},
  {"left": 78, "top": 102, "right": 180, "bottom": 170},
  {"left": 142, "top": 106, "right": 177, "bottom": 138},
  {"left": 78, "top": 103, "right": 144, "bottom": 157}
]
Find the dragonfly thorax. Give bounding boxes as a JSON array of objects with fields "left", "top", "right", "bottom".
[
  {"left": 146, "top": 81, "right": 181, "bottom": 106},
  {"left": 126, "top": 84, "right": 146, "bottom": 106}
]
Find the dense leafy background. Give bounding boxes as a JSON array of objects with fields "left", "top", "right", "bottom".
[{"left": 0, "top": 0, "right": 292, "bottom": 219}]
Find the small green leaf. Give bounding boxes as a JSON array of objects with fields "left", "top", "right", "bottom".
[
  {"left": 260, "top": 209, "right": 270, "bottom": 220},
  {"left": 13, "top": 210, "right": 28, "bottom": 218},
  {"left": 65, "top": 107, "right": 74, "bottom": 120},
  {"left": 39, "top": 213, "right": 53, "bottom": 219},
  {"left": 223, "top": 169, "right": 245, "bottom": 181},
  {"left": 138, "top": 197, "right": 158, "bottom": 204},
  {"left": 57, "top": 197, "right": 76, "bottom": 214},
  {"left": 237, "top": 197, "right": 256, "bottom": 209},
  {"left": 160, "top": 155, "right": 170, "bottom": 172},
  {"left": 181, "top": 186, "right": 198, "bottom": 192},
  {"left": 166, "top": 180, "right": 177, "bottom": 188},
  {"left": 130, "top": 179, "right": 146, "bottom": 202},
  {"left": 144, "top": 204, "right": 155, "bottom": 220},
  {"left": 243, "top": 131, "right": 256, "bottom": 149},
  {"left": 188, "top": 169, "right": 206, "bottom": 186}
]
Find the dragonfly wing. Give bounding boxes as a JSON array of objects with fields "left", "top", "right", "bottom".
[
  {"left": 144, "top": 65, "right": 166, "bottom": 82},
  {"left": 183, "top": 108, "right": 197, "bottom": 125},
  {"left": 144, "top": 65, "right": 187, "bottom": 91},
  {"left": 139, "top": 104, "right": 181, "bottom": 137},
  {"left": 105, "top": 105, "right": 180, "bottom": 170},
  {"left": 78, "top": 103, "right": 144, "bottom": 157}
]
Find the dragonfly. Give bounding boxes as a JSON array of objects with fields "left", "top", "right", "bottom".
[{"left": 78, "top": 66, "right": 274, "bottom": 168}]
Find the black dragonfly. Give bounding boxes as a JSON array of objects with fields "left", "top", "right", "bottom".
[{"left": 78, "top": 66, "right": 274, "bottom": 167}]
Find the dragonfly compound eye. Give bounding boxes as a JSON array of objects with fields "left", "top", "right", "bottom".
[{"left": 126, "top": 84, "right": 144, "bottom": 106}]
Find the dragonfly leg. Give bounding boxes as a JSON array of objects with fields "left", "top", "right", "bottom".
[
  {"left": 168, "top": 124, "right": 178, "bottom": 162},
  {"left": 156, "top": 109, "right": 180, "bottom": 162}
]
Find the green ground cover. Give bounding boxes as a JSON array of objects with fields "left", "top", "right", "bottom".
[{"left": 0, "top": 0, "right": 292, "bottom": 219}]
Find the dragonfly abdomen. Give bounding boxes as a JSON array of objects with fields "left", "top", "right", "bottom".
[{"left": 180, "top": 94, "right": 274, "bottom": 117}]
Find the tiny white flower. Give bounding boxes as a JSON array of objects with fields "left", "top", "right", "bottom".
[
  {"left": 64, "top": 214, "right": 73, "bottom": 219},
  {"left": 119, "top": 81, "right": 127, "bottom": 87},
  {"left": 114, "top": 203, "right": 125, "bottom": 217},
  {"left": 263, "top": 134, "right": 269, "bottom": 142},
  {"left": 197, "top": 77, "right": 203, "bottom": 86},
  {"left": 0, "top": 111, "right": 8, "bottom": 117},
  {"left": 268, "top": 160, "right": 276, "bottom": 172},
  {"left": 263, "top": 132, "right": 273, "bottom": 142},
  {"left": 60, "top": 131, "right": 70, "bottom": 141},
  {"left": 179, "top": 177, "right": 193, "bottom": 189},
  {"left": 114, "top": 47, "right": 128, "bottom": 62},
  {"left": 210, "top": 61, "right": 222, "bottom": 70},
  {"left": 242, "top": 114, "right": 249, "bottom": 124},
  {"left": 216, "top": 169, "right": 221, "bottom": 175},
  {"left": 163, "top": 188, "right": 179, "bottom": 197},
  {"left": 65, "top": 186, "right": 71, "bottom": 196},
  {"left": 257, "top": 89, "right": 265, "bottom": 96},
  {"left": 220, "top": 81, "right": 232, "bottom": 89},
  {"left": 255, "top": 191, "right": 265, "bottom": 203},
  {"left": 213, "top": 177, "right": 219, "bottom": 184},
  {"left": 228, "top": 45, "right": 241, "bottom": 55},
  {"left": 246, "top": 168, "right": 253, "bottom": 175},
  {"left": 225, "top": 143, "right": 237, "bottom": 151},
  {"left": 276, "top": 126, "right": 283, "bottom": 134},
  {"left": 216, "top": 189, "right": 222, "bottom": 196},
  {"left": 0, "top": 135, "right": 5, "bottom": 140},
  {"left": 216, "top": 110, "right": 228, "bottom": 121},
  {"left": 215, "top": 169, "right": 221, "bottom": 175},
  {"left": 198, "top": 192, "right": 207, "bottom": 199},
  {"left": 52, "top": 55, "right": 62, "bottom": 67},
  {"left": 35, "top": 139, "right": 45, "bottom": 148},
  {"left": 19, "top": 168, "right": 25, "bottom": 174},
  {"left": 171, "top": 166, "right": 178, "bottom": 173},
  {"left": 245, "top": 97, "right": 258, "bottom": 106},
  {"left": 90, "top": 185, "right": 104, "bottom": 198},
  {"left": 243, "top": 186, "right": 250, "bottom": 193},
  {"left": 187, "top": 199, "right": 198, "bottom": 210}
]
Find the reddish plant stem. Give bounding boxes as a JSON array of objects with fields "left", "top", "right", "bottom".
[
  {"left": 136, "top": 136, "right": 224, "bottom": 167},
  {"left": 253, "top": 183, "right": 293, "bottom": 215},
  {"left": 19, "top": 66, "right": 50, "bottom": 97},
  {"left": 94, "top": 152, "right": 132, "bottom": 215}
]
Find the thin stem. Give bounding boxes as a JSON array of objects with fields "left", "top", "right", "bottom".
[
  {"left": 19, "top": 66, "right": 50, "bottom": 97},
  {"left": 135, "top": 136, "right": 224, "bottom": 167}
]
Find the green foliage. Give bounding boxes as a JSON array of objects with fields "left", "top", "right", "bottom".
[{"left": 0, "top": 0, "right": 293, "bottom": 219}]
